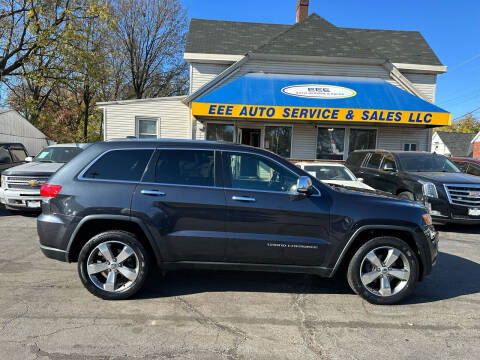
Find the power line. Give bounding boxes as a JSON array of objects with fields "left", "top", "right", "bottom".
[{"left": 453, "top": 106, "right": 480, "bottom": 121}]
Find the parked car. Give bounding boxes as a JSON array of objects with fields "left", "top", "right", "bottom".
[
  {"left": 451, "top": 157, "right": 480, "bottom": 177},
  {"left": 37, "top": 140, "right": 438, "bottom": 304},
  {"left": 0, "top": 143, "right": 88, "bottom": 210},
  {"left": 345, "top": 150, "right": 480, "bottom": 224},
  {"left": 295, "top": 161, "right": 375, "bottom": 191},
  {"left": 0, "top": 143, "right": 29, "bottom": 172}
]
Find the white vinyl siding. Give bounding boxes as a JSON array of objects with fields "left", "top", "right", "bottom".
[
  {"left": 377, "top": 126, "right": 430, "bottom": 151},
  {"left": 190, "top": 62, "right": 230, "bottom": 93},
  {"left": 402, "top": 73, "right": 437, "bottom": 102},
  {"left": 103, "top": 97, "right": 190, "bottom": 140}
]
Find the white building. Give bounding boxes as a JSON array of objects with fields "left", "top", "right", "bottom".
[{"left": 98, "top": 2, "right": 450, "bottom": 161}]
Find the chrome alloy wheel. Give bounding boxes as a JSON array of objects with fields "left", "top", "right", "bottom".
[
  {"left": 87, "top": 241, "right": 139, "bottom": 293},
  {"left": 359, "top": 246, "right": 411, "bottom": 297}
]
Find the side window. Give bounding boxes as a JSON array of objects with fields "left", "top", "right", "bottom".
[
  {"left": 454, "top": 161, "right": 467, "bottom": 172},
  {"left": 467, "top": 164, "right": 480, "bottom": 176},
  {"left": 10, "top": 148, "right": 27, "bottom": 162},
  {"left": 83, "top": 149, "right": 153, "bottom": 181},
  {"left": 381, "top": 154, "right": 397, "bottom": 171},
  {"left": 0, "top": 148, "right": 11, "bottom": 164},
  {"left": 365, "top": 153, "right": 383, "bottom": 169},
  {"left": 155, "top": 150, "right": 215, "bottom": 187},
  {"left": 224, "top": 152, "right": 298, "bottom": 193}
]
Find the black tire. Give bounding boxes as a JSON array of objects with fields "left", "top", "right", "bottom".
[
  {"left": 347, "top": 236, "right": 419, "bottom": 305},
  {"left": 398, "top": 191, "right": 414, "bottom": 201},
  {"left": 78, "top": 231, "right": 149, "bottom": 300}
]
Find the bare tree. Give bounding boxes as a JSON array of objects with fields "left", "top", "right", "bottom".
[{"left": 112, "top": 0, "right": 188, "bottom": 99}]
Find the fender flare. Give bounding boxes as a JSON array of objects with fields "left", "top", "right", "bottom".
[
  {"left": 66, "top": 214, "right": 163, "bottom": 263},
  {"left": 330, "top": 224, "right": 429, "bottom": 278}
]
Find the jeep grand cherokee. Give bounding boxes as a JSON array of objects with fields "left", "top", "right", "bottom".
[{"left": 37, "top": 140, "right": 438, "bottom": 305}]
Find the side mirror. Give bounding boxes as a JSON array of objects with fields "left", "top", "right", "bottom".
[
  {"left": 358, "top": 177, "right": 364, "bottom": 183},
  {"left": 297, "top": 176, "right": 313, "bottom": 195},
  {"left": 25, "top": 156, "right": 33, "bottom": 162}
]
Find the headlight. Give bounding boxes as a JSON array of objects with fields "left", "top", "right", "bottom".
[
  {"left": 419, "top": 181, "right": 438, "bottom": 198},
  {"left": 0, "top": 175, "right": 5, "bottom": 188}
]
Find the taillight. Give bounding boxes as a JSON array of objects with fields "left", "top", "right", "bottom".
[{"left": 40, "top": 184, "right": 62, "bottom": 198}]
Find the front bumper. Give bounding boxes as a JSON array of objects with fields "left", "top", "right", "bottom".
[
  {"left": 1, "top": 188, "right": 43, "bottom": 210},
  {"left": 427, "top": 197, "right": 480, "bottom": 225}
]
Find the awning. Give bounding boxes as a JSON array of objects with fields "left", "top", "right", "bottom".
[{"left": 191, "top": 74, "right": 451, "bottom": 126}]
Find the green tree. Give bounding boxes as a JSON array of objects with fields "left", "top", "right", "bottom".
[{"left": 437, "top": 114, "right": 480, "bottom": 133}]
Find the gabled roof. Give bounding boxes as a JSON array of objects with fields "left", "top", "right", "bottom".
[
  {"left": 254, "top": 14, "right": 380, "bottom": 60},
  {"left": 435, "top": 131, "right": 476, "bottom": 157},
  {"left": 185, "top": 14, "right": 443, "bottom": 66}
]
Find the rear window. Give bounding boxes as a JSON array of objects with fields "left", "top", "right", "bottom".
[
  {"left": 365, "top": 153, "right": 383, "bottom": 169},
  {"left": 154, "top": 150, "right": 215, "bottom": 187},
  {"left": 82, "top": 149, "right": 153, "bottom": 181},
  {"left": 345, "top": 152, "right": 366, "bottom": 167}
]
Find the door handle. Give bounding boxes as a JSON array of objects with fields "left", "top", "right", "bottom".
[
  {"left": 140, "top": 189, "right": 166, "bottom": 196},
  {"left": 232, "top": 195, "right": 256, "bottom": 202}
]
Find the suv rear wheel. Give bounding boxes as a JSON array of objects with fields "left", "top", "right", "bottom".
[
  {"left": 78, "top": 231, "right": 149, "bottom": 300},
  {"left": 347, "top": 236, "right": 418, "bottom": 305}
]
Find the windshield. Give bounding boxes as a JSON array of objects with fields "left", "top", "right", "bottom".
[
  {"left": 397, "top": 153, "right": 461, "bottom": 173},
  {"left": 304, "top": 165, "right": 356, "bottom": 181},
  {"left": 34, "top": 147, "right": 83, "bottom": 163}
]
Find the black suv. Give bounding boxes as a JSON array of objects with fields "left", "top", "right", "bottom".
[
  {"left": 346, "top": 150, "right": 480, "bottom": 224},
  {"left": 0, "top": 143, "right": 28, "bottom": 172},
  {"left": 38, "top": 140, "right": 438, "bottom": 304}
]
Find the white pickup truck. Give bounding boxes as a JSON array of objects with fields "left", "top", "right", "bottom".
[{"left": 0, "top": 143, "right": 88, "bottom": 210}]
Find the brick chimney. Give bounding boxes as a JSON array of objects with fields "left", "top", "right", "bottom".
[
  {"left": 296, "top": 0, "right": 309, "bottom": 23},
  {"left": 473, "top": 137, "right": 480, "bottom": 159}
]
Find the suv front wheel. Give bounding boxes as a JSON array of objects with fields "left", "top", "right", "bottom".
[
  {"left": 78, "top": 231, "right": 149, "bottom": 300},
  {"left": 347, "top": 236, "right": 418, "bottom": 305}
]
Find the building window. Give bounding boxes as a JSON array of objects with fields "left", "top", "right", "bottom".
[
  {"left": 404, "top": 143, "right": 417, "bottom": 151},
  {"left": 136, "top": 118, "right": 158, "bottom": 138},
  {"left": 348, "top": 129, "right": 377, "bottom": 154},
  {"left": 316, "top": 127, "right": 345, "bottom": 160},
  {"left": 206, "top": 123, "right": 234, "bottom": 142},
  {"left": 264, "top": 126, "right": 292, "bottom": 158}
]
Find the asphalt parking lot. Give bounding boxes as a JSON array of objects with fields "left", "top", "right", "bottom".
[{"left": 0, "top": 208, "right": 479, "bottom": 360}]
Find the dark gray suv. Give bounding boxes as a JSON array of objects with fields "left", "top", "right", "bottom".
[{"left": 38, "top": 140, "right": 438, "bottom": 304}]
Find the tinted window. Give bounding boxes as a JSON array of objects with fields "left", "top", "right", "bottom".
[
  {"left": 10, "top": 148, "right": 27, "bottom": 162},
  {"left": 83, "top": 149, "right": 153, "bottom": 181},
  {"left": 365, "top": 153, "right": 382, "bottom": 169},
  {"left": 155, "top": 150, "right": 215, "bottom": 187},
  {"left": 225, "top": 152, "right": 298, "bottom": 193},
  {"left": 467, "top": 163, "right": 480, "bottom": 176},
  {"left": 0, "top": 148, "right": 11, "bottom": 164},
  {"left": 345, "top": 152, "right": 366, "bottom": 167},
  {"left": 454, "top": 161, "right": 467, "bottom": 172},
  {"left": 381, "top": 154, "right": 397, "bottom": 171}
]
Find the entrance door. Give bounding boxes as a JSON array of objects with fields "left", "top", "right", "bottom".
[{"left": 238, "top": 128, "right": 261, "bottom": 147}]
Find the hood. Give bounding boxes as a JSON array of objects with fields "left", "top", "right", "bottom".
[
  {"left": 323, "top": 179, "right": 375, "bottom": 191},
  {"left": 2, "top": 161, "right": 64, "bottom": 176},
  {"left": 409, "top": 171, "right": 480, "bottom": 184}
]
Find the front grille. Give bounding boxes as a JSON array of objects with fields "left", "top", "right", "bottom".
[
  {"left": 5, "top": 176, "right": 49, "bottom": 190},
  {"left": 444, "top": 184, "right": 480, "bottom": 207}
]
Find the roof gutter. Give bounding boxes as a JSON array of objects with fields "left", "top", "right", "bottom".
[{"left": 383, "top": 61, "right": 430, "bottom": 102}]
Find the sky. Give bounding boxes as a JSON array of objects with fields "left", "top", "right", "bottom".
[{"left": 182, "top": 0, "right": 480, "bottom": 121}]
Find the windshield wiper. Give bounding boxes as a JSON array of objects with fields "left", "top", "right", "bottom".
[{"left": 37, "top": 160, "right": 54, "bottom": 163}]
